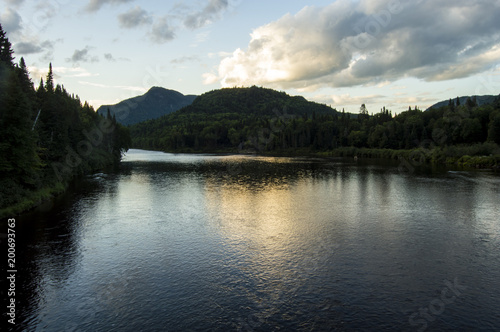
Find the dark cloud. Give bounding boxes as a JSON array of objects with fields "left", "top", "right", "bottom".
[
  {"left": 209, "top": 0, "right": 500, "bottom": 89},
  {"left": 104, "top": 53, "right": 116, "bottom": 61},
  {"left": 85, "top": 0, "right": 134, "bottom": 12},
  {"left": 14, "top": 40, "right": 55, "bottom": 59},
  {"left": 184, "top": 0, "right": 228, "bottom": 29},
  {"left": 150, "top": 17, "right": 175, "bottom": 44},
  {"left": 15, "top": 42, "right": 42, "bottom": 54},
  {"left": 1, "top": 8, "right": 22, "bottom": 34},
  {"left": 66, "top": 46, "right": 99, "bottom": 63},
  {"left": 118, "top": 6, "right": 152, "bottom": 28}
]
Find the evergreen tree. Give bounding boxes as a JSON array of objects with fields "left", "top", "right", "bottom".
[
  {"left": 45, "top": 63, "right": 54, "bottom": 92},
  {"left": 0, "top": 71, "right": 41, "bottom": 203},
  {"left": 0, "top": 23, "right": 14, "bottom": 66}
]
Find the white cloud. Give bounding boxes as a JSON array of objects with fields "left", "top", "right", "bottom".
[
  {"left": 79, "top": 81, "right": 147, "bottom": 93},
  {"left": 207, "top": 0, "right": 500, "bottom": 91}
]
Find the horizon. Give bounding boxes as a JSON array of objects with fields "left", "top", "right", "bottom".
[
  {"left": 2, "top": 0, "right": 500, "bottom": 114},
  {"left": 95, "top": 85, "right": 498, "bottom": 114}
]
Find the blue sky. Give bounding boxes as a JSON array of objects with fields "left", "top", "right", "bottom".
[{"left": 1, "top": 0, "right": 500, "bottom": 114}]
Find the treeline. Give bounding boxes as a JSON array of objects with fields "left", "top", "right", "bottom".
[
  {"left": 130, "top": 86, "right": 500, "bottom": 160},
  {"left": 0, "top": 24, "right": 131, "bottom": 216}
]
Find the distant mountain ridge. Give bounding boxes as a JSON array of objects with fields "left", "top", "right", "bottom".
[
  {"left": 97, "top": 87, "right": 197, "bottom": 126},
  {"left": 426, "top": 94, "right": 498, "bottom": 111}
]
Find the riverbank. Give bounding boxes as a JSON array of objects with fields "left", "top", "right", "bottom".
[
  {"left": 0, "top": 182, "right": 67, "bottom": 219},
  {"left": 150, "top": 142, "right": 500, "bottom": 170}
]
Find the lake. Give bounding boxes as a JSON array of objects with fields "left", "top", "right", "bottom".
[{"left": 7, "top": 149, "right": 500, "bottom": 331}]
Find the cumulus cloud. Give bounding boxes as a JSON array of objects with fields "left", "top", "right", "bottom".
[
  {"left": 118, "top": 6, "right": 152, "bottom": 28},
  {"left": 85, "top": 0, "right": 134, "bottom": 12},
  {"left": 14, "top": 39, "right": 56, "bottom": 62},
  {"left": 206, "top": 0, "right": 500, "bottom": 90},
  {"left": 150, "top": 17, "right": 175, "bottom": 43},
  {"left": 66, "top": 46, "right": 99, "bottom": 64},
  {"left": 1, "top": 8, "right": 22, "bottom": 34},
  {"left": 184, "top": 0, "right": 228, "bottom": 29}
]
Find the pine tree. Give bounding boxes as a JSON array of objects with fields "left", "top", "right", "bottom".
[
  {"left": 45, "top": 63, "right": 54, "bottom": 92},
  {"left": 0, "top": 70, "right": 41, "bottom": 195},
  {"left": 0, "top": 23, "right": 15, "bottom": 66}
]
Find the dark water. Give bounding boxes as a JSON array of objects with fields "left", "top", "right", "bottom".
[{"left": 4, "top": 149, "right": 500, "bottom": 331}]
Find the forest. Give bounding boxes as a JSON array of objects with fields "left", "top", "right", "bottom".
[
  {"left": 130, "top": 86, "right": 500, "bottom": 167},
  {"left": 0, "top": 24, "right": 131, "bottom": 217}
]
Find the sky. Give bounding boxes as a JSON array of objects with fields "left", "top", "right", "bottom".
[{"left": 1, "top": 0, "right": 500, "bottom": 114}]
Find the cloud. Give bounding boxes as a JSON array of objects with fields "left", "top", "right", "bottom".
[
  {"left": 66, "top": 46, "right": 99, "bottom": 64},
  {"left": 207, "top": 0, "right": 500, "bottom": 90},
  {"left": 184, "top": 0, "right": 228, "bottom": 29},
  {"left": 171, "top": 55, "right": 200, "bottom": 64},
  {"left": 14, "top": 39, "right": 56, "bottom": 62},
  {"left": 15, "top": 42, "right": 43, "bottom": 54},
  {"left": 150, "top": 17, "right": 175, "bottom": 43},
  {"left": 4, "top": 0, "right": 25, "bottom": 7},
  {"left": 104, "top": 53, "right": 116, "bottom": 61},
  {"left": 1, "top": 8, "right": 22, "bottom": 34},
  {"left": 28, "top": 66, "right": 99, "bottom": 83},
  {"left": 79, "top": 81, "right": 147, "bottom": 93},
  {"left": 85, "top": 0, "right": 134, "bottom": 12},
  {"left": 118, "top": 6, "right": 152, "bottom": 28}
]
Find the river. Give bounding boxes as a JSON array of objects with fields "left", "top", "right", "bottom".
[{"left": 6, "top": 149, "right": 500, "bottom": 331}]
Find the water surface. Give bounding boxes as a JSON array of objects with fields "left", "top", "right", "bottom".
[{"left": 8, "top": 149, "right": 500, "bottom": 331}]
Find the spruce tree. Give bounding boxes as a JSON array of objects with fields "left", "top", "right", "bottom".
[
  {"left": 45, "top": 63, "right": 54, "bottom": 92},
  {"left": 0, "top": 23, "right": 14, "bottom": 66}
]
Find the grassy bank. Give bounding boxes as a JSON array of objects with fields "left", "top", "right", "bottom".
[
  {"left": 152, "top": 142, "right": 500, "bottom": 170},
  {"left": 314, "top": 143, "right": 500, "bottom": 169},
  {"left": 0, "top": 182, "right": 67, "bottom": 219}
]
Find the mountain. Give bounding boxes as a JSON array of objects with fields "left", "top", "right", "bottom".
[
  {"left": 177, "top": 85, "right": 336, "bottom": 117},
  {"left": 97, "top": 87, "right": 197, "bottom": 126},
  {"left": 130, "top": 86, "right": 339, "bottom": 152},
  {"left": 426, "top": 94, "right": 498, "bottom": 111}
]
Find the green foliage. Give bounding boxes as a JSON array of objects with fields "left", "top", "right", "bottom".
[
  {"left": 0, "top": 28, "right": 131, "bottom": 214},
  {"left": 0, "top": 23, "right": 14, "bottom": 66},
  {"left": 130, "top": 87, "right": 500, "bottom": 167}
]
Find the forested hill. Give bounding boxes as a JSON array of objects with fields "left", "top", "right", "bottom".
[
  {"left": 426, "top": 95, "right": 497, "bottom": 111},
  {"left": 97, "top": 87, "right": 197, "bottom": 126},
  {"left": 0, "top": 24, "right": 131, "bottom": 217},
  {"left": 130, "top": 86, "right": 338, "bottom": 151},
  {"left": 130, "top": 84, "right": 500, "bottom": 165},
  {"left": 179, "top": 86, "right": 336, "bottom": 117}
]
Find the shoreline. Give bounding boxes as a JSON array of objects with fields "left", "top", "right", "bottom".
[
  {"left": 134, "top": 145, "right": 500, "bottom": 170},
  {"left": 4, "top": 146, "right": 498, "bottom": 218}
]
